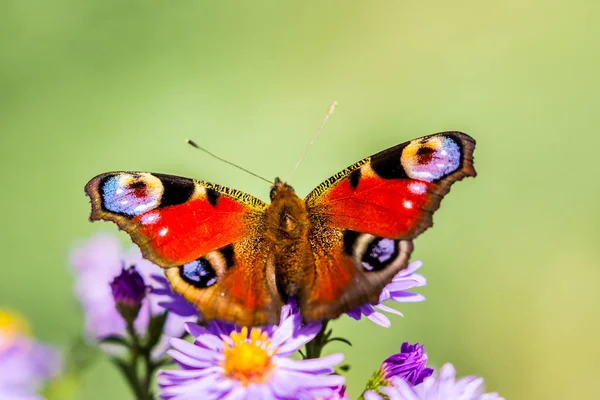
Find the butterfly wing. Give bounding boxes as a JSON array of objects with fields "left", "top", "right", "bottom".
[
  {"left": 300, "top": 132, "right": 476, "bottom": 320},
  {"left": 85, "top": 172, "right": 282, "bottom": 325}
]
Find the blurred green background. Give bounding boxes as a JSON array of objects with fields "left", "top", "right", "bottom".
[{"left": 2, "top": 1, "right": 599, "bottom": 399}]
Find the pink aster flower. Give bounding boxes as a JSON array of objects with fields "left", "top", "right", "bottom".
[
  {"left": 364, "top": 363, "right": 504, "bottom": 400},
  {"left": 0, "top": 309, "right": 61, "bottom": 400},
  {"left": 69, "top": 234, "right": 196, "bottom": 356},
  {"left": 158, "top": 303, "right": 345, "bottom": 400},
  {"left": 346, "top": 260, "right": 426, "bottom": 327}
]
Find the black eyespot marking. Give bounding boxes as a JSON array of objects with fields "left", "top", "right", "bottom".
[
  {"left": 129, "top": 180, "right": 147, "bottom": 190},
  {"left": 180, "top": 258, "right": 218, "bottom": 288},
  {"left": 415, "top": 146, "right": 434, "bottom": 164},
  {"left": 416, "top": 146, "right": 434, "bottom": 156},
  {"left": 156, "top": 174, "right": 195, "bottom": 208},
  {"left": 362, "top": 237, "right": 399, "bottom": 272},
  {"left": 349, "top": 168, "right": 361, "bottom": 189},
  {"left": 220, "top": 244, "right": 235, "bottom": 269},
  {"left": 371, "top": 143, "right": 409, "bottom": 180},
  {"left": 205, "top": 188, "right": 220, "bottom": 207},
  {"left": 343, "top": 230, "right": 360, "bottom": 256}
]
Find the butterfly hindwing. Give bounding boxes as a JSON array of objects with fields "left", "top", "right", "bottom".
[
  {"left": 164, "top": 239, "right": 283, "bottom": 326},
  {"left": 300, "top": 132, "right": 476, "bottom": 320},
  {"left": 85, "top": 172, "right": 283, "bottom": 325},
  {"left": 302, "top": 226, "right": 414, "bottom": 321}
]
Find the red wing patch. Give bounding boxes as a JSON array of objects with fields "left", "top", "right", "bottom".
[
  {"left": 131, "top": 195, "right": 253, "bottom": 264},
  {"left": 311, "top": 176, "right": 436, "bottom": 239}
]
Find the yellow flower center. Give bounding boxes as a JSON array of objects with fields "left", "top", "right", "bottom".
[
  {"left": 0, "top": 309, "right": 30, "bottom": 349},
  {"left": 222, "top": 327, "right": 276, "bottom": 386}
]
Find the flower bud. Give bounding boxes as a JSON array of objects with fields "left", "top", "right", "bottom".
[
  {"left": 110, "top": 266, "right": 147, "bottom": 323},
  {"left": 380, "top": 342, "right": 433, "bottom": 386}
]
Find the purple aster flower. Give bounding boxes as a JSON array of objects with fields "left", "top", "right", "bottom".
[
  {"left": 364, "top": 363, "right": 504, "bottom": 400},
  {"left": 69, "top": 234, "right": 197, "bottom": 356},
  {"left": 157, "top": 259, "right": 425, "bottom": 329},
  {"left": 110, "top": 266, "right": 148, "bottom": 323},
  {"left": 380, "top": 342, "right": 433, "bottom": 386},
  {"left": 158, "top": 303, "right": 345, "bottom": 400},
  {"left": 150, "top": 274, "right": 199, "bottom": 318},
  {"left": 0, "top": 309, "right": 62, "bottom": 400},
  {"left": 346, "top": 260, "right": 426, "bottom": 327},
  {"left": 319, "top": 385, "right": 349, "bottom": 400}
]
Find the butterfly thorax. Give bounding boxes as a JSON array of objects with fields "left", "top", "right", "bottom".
[
  {"left": 266, "top": 179, "right": 313, "bottom": 299},
  {"left": 267, "top": 180, "right": 307, "bottom": 238}
]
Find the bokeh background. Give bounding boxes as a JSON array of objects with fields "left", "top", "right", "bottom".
[{"left": 2, "top": 1, "right": 599, "bottom": 399}]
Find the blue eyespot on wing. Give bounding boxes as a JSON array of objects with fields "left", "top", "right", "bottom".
[
  {"left": 180, "top": 259, "right": 218, "bottom": 288},
  {"left": 400, "top": 135, "right": 463, "bottom": 182},
  {"left": 100, "top": 173, "right": 164, "bottom": 216},
  {"left": 362, "top": 237, "right": 398, "bottom": 271}
]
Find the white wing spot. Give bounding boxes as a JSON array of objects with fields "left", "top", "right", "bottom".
[
  {"left": 409, "top": 182, "right": 427, "bottom": 194},
  {"left": 141, "top": 213, "right": 159, "bottom": 224}
]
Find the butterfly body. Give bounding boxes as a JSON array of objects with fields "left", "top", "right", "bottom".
[
  {"left": 85, "top": 132, "right": 476, "bottom": 326},
  {"left": 264, "top": 180, "right": 311, "bottom": 299}
]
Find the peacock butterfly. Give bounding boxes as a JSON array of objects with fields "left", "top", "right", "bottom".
[{"left": 85, "top": 131, "right": 476, "bottom": 326}]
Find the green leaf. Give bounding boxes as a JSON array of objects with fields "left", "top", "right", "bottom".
[
  {"left": 326, "top": 337, "right": 352, "bottom": 347},
  {"left": 338, "top": 363, "right": 351, "bottom": 372},
  {"left": 145, "top": 311, "right": 169, "bottom": 349},
  {"left": 99, "top": 334, "right": 131, "bottom": 348}
]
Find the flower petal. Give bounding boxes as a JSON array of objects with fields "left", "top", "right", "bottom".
[
  {"left": 276, "top": 353, "right": 343, "bottom": 374},
  {"left": 185, "top": 323, "right": 225, "bottom": 351}
]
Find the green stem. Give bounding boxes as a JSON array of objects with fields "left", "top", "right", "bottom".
[
  {"left": 124, "top": 320, "right": 155, "bottom": 400},
  {"left": 143, "top": 353, "right": 155, "bottom": 400},
  {"left": 305, "top": 320, "right": 329, "bottom": 359}
]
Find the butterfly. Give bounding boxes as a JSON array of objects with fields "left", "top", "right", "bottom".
[{"left": 85, "top": 131, "right": 476, "bottom": 326}]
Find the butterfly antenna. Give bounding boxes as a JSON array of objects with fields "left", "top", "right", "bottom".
[
  {"left": 286, "top": 101, "right": 338, "bottom": 182},
  {"left": 186, "top": 139, "right": 273, "bottom": 185}
]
